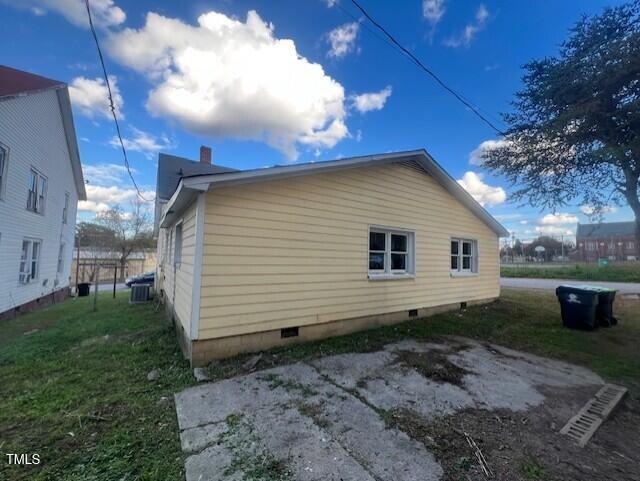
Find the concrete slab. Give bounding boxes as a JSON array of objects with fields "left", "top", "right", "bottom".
[{"left": 174, "top": 338, "right": 603, "bottom": 481}]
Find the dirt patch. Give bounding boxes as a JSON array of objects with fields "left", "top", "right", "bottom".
[
  {"left": 384, "top": 385, "right": 639, "bottom": 481},
  {"left": 296, "top": 401, "right": 330, "bottom": 429},
  {"left": 393, "top": 349, "right": 470, "bottom": 385}
]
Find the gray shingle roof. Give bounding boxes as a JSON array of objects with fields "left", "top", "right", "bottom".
[
  {"left": 577, "top": 221, "right": 637, "bottom": 238},
  {"left": 156, "top": 153, "right": 237, "bottom": 201}
]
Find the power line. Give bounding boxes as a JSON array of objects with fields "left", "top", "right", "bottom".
[
  {"left": 348, "top": 0, "right": 507, "bottom": 136},
  {"left": 83, "top": 0, "right": 153, "bottom": 203}
]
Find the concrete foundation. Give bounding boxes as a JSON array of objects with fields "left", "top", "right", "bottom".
[
  {"left": 0, "top": 286, "right": 70, "bottom": 322},
  {"left": 175, "top": 297, "right": 496, "bottom": 366}
]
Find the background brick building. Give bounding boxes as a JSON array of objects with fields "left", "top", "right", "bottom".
[{"left": 576, "top": 221, "right": 639, "bottom": 262}]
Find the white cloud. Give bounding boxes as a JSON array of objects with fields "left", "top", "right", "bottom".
[
  {"left": 539, "top": 213, "right": 579, "bottom": 225},
  {"left": 351, "top": 86, "right": 393, "bottom": 113},
  {"left": 82, "top": 163, "right": 129, "bottom": 185},
  {"left": 109, "top": 127, "right": 175, "bottom": 159},
  {"left": 469, "top": 138, "right": 509, "bottom": 165},
  {"left": 535, "top": 225, "right": 575, "bottom": 237},
  {"left": 1, "top": 0, "right": 125, "bottom": 29},
  {"left": 327, "top": 22, "right": 360, "bottom": 58},
  {"left": 325, "top": 0, "right": 338, "bottom": 7},
  {"left": 422, "top": 0, "right": 445, "bottom": 25},
  {"left": 69, "top": 76, "right": 124, "bottom": 120},
  {"left": 493, "top": 213, "right": 522, "bottom": 222},
  {"left": 107, "top": 10, "right": 348, "bottom": 160},
  {"left": 78, "top": 200, "right": 110, "bottom": 213},
  {"left": 78, "top": 184, "right": 154, "bottom": 214},
  {"left": 580, "top": 205, "right": 617, "bottom": 216},
  {"left": 444, "top": 4, "right": 489, "bottom": 48},
  {"left": 457, "top": 171, "right": 506, "bottom": 206}
]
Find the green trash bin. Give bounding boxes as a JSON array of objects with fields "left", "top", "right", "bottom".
[
  {"left": 555, "top": 285, "right": 600, "bottom": 330},
  {"left": 577, "top": 285, "right": 617, "bottom": 327}
]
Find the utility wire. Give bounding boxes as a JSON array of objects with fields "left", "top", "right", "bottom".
[
  {"left": 83, "top": 0, "right": 153, "bottom": 203},
  {"left": 348, "top": 0, "right": 507, "bottom": 136}
]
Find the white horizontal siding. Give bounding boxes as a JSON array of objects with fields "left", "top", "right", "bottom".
[
  {"left": 0, "top": 90, "right": 79, "bottom": 314},
  {"left": 159, "top": 201, "right": 197, "bottom": 334},
  {"left": 198, "top": 162, "right": 500, "bottom": 339}
]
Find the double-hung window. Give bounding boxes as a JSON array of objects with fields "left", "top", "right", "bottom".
[
  {"left": 0, "top": 145, "right": 7, "bottom": 199},
  {"left": 368, "top": 227, "right": 415, "bottom": 279},
  {"left": 62, "top": 192, "right": 70, "bottom": 224},
  {"left": 451, "top": 238, "right": 478, "bottom": 274},
  {"left": 174, "top": 222, "right": 183, "bottom": 266},
  {"left": 57, "top": 243, "right": 66, "bottom": 273},
  {"left": 19, "top": 239, "right": 41, "bottom": 284},
  {"left": 27, "top": 168, "right": 47, "bottom": 214}
]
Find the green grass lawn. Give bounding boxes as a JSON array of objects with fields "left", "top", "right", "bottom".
[
  {"left": 0, "top": 292, "right": 195, "bottom": 481},
  {"left": 1, "top": 289, "right": 639, "bottom": 480},
  {"left": 501, "top": 262, "right": 640, "bottom": 283}
]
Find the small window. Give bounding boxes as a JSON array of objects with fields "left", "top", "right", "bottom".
[
  {"left": 628, "top": 241, "right": 635, "bottom": 250},
  {"left": 62, "top": 192, "right": 70, "bottom": 224},
  {"left": 368, "top": 227, "right": 415, "bottom": 279},
  {"left": 19, "top": 239, "right": 41, "bottom": 284},
  {"left": 27, "top": 168, "right": 47, "bottom": 214},
  {"left": 0, "top": 145, "right": 7, "bottom": 199},
  {"left": 450, "top": 238, "right": 478, "bottom": 275},
  {"left": 174, "top": 222, "right": 183, "bottom": 265},
  {"left": 57, "top": 243, "right": 65, "bottom": 273}
]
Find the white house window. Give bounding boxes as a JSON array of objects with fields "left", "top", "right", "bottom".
[
  {"left": 57, "top": 243, "right": 66, "bottom": 273},
  {"left": 586, "top": 241, "right": 596, "bottom": 251},
  {"left": 174, "top": 222, "right": 183, "bottom": 265},
  {"left": 19, "top": 239, "right": 41, "bottom": 284},
  {"left": 451, "top": 238, "right": 478, "bottom": 274},
  {"left": 368, "top": 227, "right": 415, "bottom": 279},
  {"left": 27, "top": 168, "right": 47, "bottom": 214},
  {"left": 62, "top": 192, "right": 70, "bottom": 224},
  {"left": 627, "top": 241, "right": 635, "bottom": 250},
  {"left": 0, "top": 145, "right": 7, "bottom": 199}
]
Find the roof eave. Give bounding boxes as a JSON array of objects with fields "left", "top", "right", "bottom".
[
  {"left": 159, "top": 181, "right": 206, "bottom": 228},
  {"left": 160, "top": 149, "right": 509, "bottom": 237},
  {"left": 56, "top": 87, "right": 86, "bottom": 200}
]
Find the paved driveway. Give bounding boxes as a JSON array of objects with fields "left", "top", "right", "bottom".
[
  {"left": 501, "top": 277, "right": 640, "bottom": 294},
  {"left": 173, "top": 338, "right": 637, "bottom": 481}
]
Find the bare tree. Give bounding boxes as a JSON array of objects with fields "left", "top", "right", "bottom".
[{"left": 96, "top": 199, "right": 154, "bottom": 282}]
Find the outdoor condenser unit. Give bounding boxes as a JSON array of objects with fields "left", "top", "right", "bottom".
[{"left": 130, "top": 284, "right": 151, "bottom": 304}]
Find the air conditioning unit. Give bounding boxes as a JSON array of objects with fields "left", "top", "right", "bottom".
[{"left": 130, "top": 284, "right": 151, "bottom": 304}]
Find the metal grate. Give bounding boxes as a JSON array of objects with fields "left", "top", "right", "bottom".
[{"left": 560, "top": 383, "right": 627, "bottom": 447}]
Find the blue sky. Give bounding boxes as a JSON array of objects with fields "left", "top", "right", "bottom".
[{"left": 0, "top": 0, "right": 632, "bottom": 239}]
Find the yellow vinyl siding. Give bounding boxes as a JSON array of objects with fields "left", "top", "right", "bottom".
[
  {"left": 199, "top": 162, "right": 499, "bottom": 339},
  {"left": 162, "top": 200, "right": 197, "bottom": 334}
]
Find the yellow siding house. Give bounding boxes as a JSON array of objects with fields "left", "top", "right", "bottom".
[{"left": 155, "top": 149, "right": 508, "bottom": 366}]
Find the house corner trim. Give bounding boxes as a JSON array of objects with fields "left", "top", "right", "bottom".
[{"left": 190, "top": 193, "right": 205, "bottom": 341}]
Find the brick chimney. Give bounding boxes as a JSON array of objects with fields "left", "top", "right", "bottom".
[{"left": 200, "top": 145, "right": 212, "bottom": 164}]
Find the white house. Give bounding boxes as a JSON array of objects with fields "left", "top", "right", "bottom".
[{"left": 0, "top": 65, "right": 86, "bottom": 320}]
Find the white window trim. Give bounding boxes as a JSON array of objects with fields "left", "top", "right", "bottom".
[
  {"left": 57, "top": 242, "right": 66, "bottom": 274},
  {"left": 368, "top": 225, "right": 416, "bottom": 281},
  {"left": 62, "top": 192, "right": 70, "bottom": 224},
  {"left": 19, "top": 238, "right": 42, "bottom": 285},
  {"left": 450, "top": 237, "right": 479, "bottom": 277},
  {"left": 174, "top": 220, "right": 183, "bottom": 267},
  {"left": 27, "top": 167, "right": 47, "bottom": 215},
  {"left": 0, "top": 142, "right": 8, "bottom": 201}
]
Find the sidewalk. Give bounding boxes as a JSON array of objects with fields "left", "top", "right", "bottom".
[{"left": 500, "top": 277, "right": 640, "bottom": 294}]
